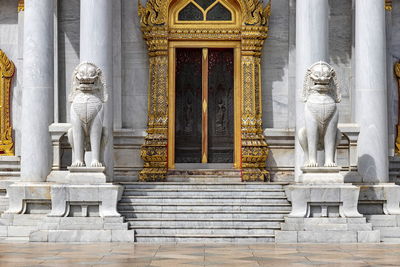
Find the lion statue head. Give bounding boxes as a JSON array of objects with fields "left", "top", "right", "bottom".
[
  {"left": 69, "top": 62, "right": 108, "bottom": 102},
  {"left": 302, "top": 61, "right": 341, "bottom": 103}
]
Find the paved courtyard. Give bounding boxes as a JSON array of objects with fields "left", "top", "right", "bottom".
[{"left": 0, "top": 242, "right": 399, "bottom": 266}]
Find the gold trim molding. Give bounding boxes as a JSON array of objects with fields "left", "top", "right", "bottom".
[
  {"left": 18, "top": 0, "right": 24, "bottom": 12},
  {"left": 138, "top": 0, "right": 271, "bottom": 182},
  {"left": 385, "top": 0, "right": 392, "bottom": 11},
  {"left": 0, "top": 50, "right": 15, "bottom": 156},
  {"left": 395, "top": 61, "right": 400, "bottom": 154}
]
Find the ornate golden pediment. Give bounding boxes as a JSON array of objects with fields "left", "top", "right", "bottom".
[
  {"left": 0, "top": 50, "right": 15, "bottom": 155},
  {"left": 139, "top": 0, "right": 271, "bottom": 27}
]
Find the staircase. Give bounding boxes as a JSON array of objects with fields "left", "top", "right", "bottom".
[
  {"left": 0, "top": 214, "right": 46, "bottom": 241},
  {"left": 117, "top": 181, "right": 291, "bottom": 243},
  {"left": 367, "top": 215, "right": 400, "bottom": 243}
]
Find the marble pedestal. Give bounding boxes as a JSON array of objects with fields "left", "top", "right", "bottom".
[
  {"left": 358, "top": 183, "right": 400, "bottom": 215},
  {"left": 276, "top": 169, "right": 379, "bottom": 243},
  {"left": 65, "top": 167, "right": 107, "bottom": 184},
  {"left": 29, "top": 169, "right": 134, "bottom": 242},
  {"left": 300, "top": 167, "right": 344, "bottom": 184},
  {"left": 286, "top": 183, "right": 361, "bottom": 218}
]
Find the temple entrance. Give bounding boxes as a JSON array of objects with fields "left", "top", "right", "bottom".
[
  {"left": 175, "top": 48, "right": 234, "bottom": 164},
  {"left": 139, "top": 0, "right": 271, "bottom": 181}
]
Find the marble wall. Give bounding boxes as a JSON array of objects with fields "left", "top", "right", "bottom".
[
  {"left": 57, "top": 0, "right": 80, "bottom": 123},
  {"left": 0, "top": 0, "right": 21, "bottom": 156},
  {"left": 328, "top": 0, "right": 353, "bottom": 123},
  {"left": 261, "top": 0, "right": 353, "bottom": 130},
  {"left": 121, "top": 0, "right": 148, "bottom": 131},
  {"left": 261, "top": 0, "right": 291, "bottom": 129}
]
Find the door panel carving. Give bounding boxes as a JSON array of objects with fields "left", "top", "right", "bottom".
[
  {"left": 208, "top": 49, "right": 234, "bottom": 163},
  {"left": 175, "top": 48, "right": 203, "bottom": 163}
]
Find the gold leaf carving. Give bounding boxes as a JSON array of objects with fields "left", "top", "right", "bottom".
[
  {"left": 0, "top": 50, "right": 15, "bottom": 156},
  {"left": 138, "top": 0, "right": 271, "bottom": 182}
]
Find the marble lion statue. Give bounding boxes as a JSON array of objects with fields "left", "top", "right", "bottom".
[
  {"left": 68, "top": 62, "right": 108, "bottom": 168},
  {"left": 298, "top": 61, "right": 341, "bottom": 167}
]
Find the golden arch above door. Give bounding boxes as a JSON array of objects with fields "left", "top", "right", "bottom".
[{"left": 138, "top": 0, "right": 271, "bottom": 182}]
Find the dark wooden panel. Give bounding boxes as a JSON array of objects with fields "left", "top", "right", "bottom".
[
  {"left": 207, "top": 48, "right": 234, "bottom": 163},
  {"left": 175, "top": 48, "right": 203, "bottom": 163}
]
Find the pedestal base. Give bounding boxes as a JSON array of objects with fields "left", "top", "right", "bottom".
[
  {"left": 359, "top": 183, "right": 400, "bottom": 215},
  {"left": 30, "top": 217, "right": 135, "bottom": 242},
  {"left": 48, "top": 184, "right": 123, "bottom": 217},
  {"left": 300, "top": 167, "right": 343, "bottom": 184},
  {"left": 28, "top": 183, "right": 133, "bottom": 242},
  {"left": 65, "top": 167, "right": 106, "bottom": 184},
  {"left": 286, "top": 184, "right": 362, "bottom": 218},
  {"left": 275, "top": 217, "right": 380, "bottom": 243}
]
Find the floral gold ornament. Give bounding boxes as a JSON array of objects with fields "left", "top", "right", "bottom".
[
  {"left": 0, "top": 50, "right": 15, "bottom": 156},
  {"left": 18, "top": 0, "right": 24, "bottom": 12},
  {"left": 385, "top": 0, "right": 392, "bottom": 11},
  {"left": 395, "top": 61, "right": 400, "bottom": 154},
  {"left": 138, "top": 0, "right": 271, "bottom": 182}
]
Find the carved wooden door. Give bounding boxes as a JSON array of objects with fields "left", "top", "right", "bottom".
[{"left": 175, "top": 48, "right": 234, "bottom": 163}]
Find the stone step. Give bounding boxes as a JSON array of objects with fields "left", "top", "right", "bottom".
[
  {"left": 122, "top": 190, "right": 287, "bottom": 197},
  {"left": 134, "top": 234, "right": 275, "bottom": 243},
  {"left": 118, "top": 203, "right": 291, "bottom": 212},
  {"left": 167, "top": 169, "right": 241, "bottom": 176},
  {"left": 382, "top": 237, "right": 400, "bottom": 243},
  {"left": 0, "top": 237, "right": 29, "bottom": 242},
  {"left": 166, "top": 177, "right": 242, "bottom": 182},
  {"left": 281, "top": 223, "right": 373, "bottom": 231},
  {"left": 284, "top": 217, "right": 367, "bottom": 224},
  {"left": 367, "top": 215, "right": 400, "bottom": 227},
  {"left": 135, "top": 228, "right": 276, "bottom": 235},
  {"left": 276, "top": 230, "right": 380, "bottom": 243},
  {"left": 376, "top": 227, "right": 400, "bottom": 238},
  {"left": 0, "top": 225, "right": 38, "bottom": 237},
  {"left": 9, "top": 214, "right": 46, "bottom": 226},
  {"left": 121, "top": 183, "right": 286, "bottom": 190},
  {"left": 120, "top": 211, "right": 289, "bottom": 220},
  {"left": 119, "top": 197, "right": 289, "bottom": 205},
  {"left": 128, "top": 219, "right": 283, "bottom": 228}
]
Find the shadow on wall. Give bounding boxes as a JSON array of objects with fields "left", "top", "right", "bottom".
[
  {"left": 58, "top": 0, "right": 80, "bottom": 123},
  {"left": 0, "top": 0, "right": 18, "bottom": 24},
  {"left": 357, "top": 154, "right": 377, "bottom": 183},
  {"left": 261, "top": 0, "right": 290, "bottom": 129},
  {"left": 328, "top": 0, "right": 352, "bottom": 123}
]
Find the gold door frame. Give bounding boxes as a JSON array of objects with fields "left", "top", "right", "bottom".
[
  {"left": 168, "top": 41, "right": 241, "bottom": 169},
  {"left": 0, "top": 50, "right": 15, "bottom": 156},
  {"left": 138, "top": 0, "right": 271, "bottom": 182}
]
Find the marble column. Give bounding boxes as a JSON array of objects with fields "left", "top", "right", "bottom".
[
  {"left": 20, "top": 0, "right": 54, "bottom": 182},
  {"left": 80, "top": 0, "right": 114, "bottom": 178},
  {"left": 295, "top": 0, "right": 329, "bottom": 181},
  {"left": 355, "top": 0, "right": 388, "bottom": 182}
]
